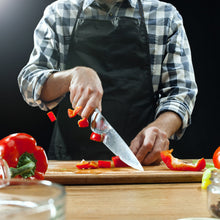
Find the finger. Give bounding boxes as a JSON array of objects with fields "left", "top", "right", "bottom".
[
  {"left": 81, "top": 94, "right": 101, "bottom": 118},
  {"left": 98, "top": 100, "right": 102, "bottom": 112},
  {"left": 69, "top": 87, "right": 76, "bottom": 107},
  {"left": 82, "top": 89, "right": 103, "bottom": 118},
  {"left": 141, "top": 149, "right": 161, "bottom": 166},
  {"left": 74, "top": 96, "right": 87, "bottom": 115},
  {"left": 130, "top": 135, "right": 144, "bottom": 155},
  {"left": 81, "top": 102, "right": 96, "bottom": 119},
  {"left": 135, "top": 132, "right": 157, "bottom": 163},
  {"left": 142, "top": 137, "right": 169, "bottom": 165},
  {"left": 71, "top": 87, "right": 84, "bottom": 109}
]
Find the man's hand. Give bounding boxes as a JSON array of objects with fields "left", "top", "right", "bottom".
[
  {"left": 130, "top": 126, "right": 169, "bottom": 165},
  {"left": 69, "top": 66, "right": 103, "bottom": 118},
  {"left": 130, "top": 111, "right": 182, "bottom": 165},
  {"left": 40, "top": 66, "right": 103, "bottom": 118}
]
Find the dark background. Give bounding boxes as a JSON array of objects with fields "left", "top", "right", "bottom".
[{"left": 0, "top": 0, "right": 218, "bottom": 158}]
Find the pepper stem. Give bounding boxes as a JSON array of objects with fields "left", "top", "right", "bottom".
[{"left": 9, "top": 152, "right": 36, "bottom": 178}]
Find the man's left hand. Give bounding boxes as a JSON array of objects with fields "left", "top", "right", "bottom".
[
  {"left": 130, "top": 126, "right": 169, "bottom": 165},
  {"left": 129, "top": 111, "right": 182, "bottom": 165}
]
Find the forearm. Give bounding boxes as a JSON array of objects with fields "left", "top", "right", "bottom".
[
  {"left": 148, "top": 111, "right": 182, "bottom": 138},
  {"left": 40, "top": 69, "right": 73, "bottom": 102},
  {"left": 40, "top": 66, "right": 103, "bottom": 119}
]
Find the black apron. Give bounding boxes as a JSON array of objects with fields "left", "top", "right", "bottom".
[{"left": 48, "top": 0, "right": 156, "bottom": 160}]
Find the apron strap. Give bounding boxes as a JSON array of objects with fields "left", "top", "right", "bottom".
[{"left": 137, "top": 0, "right": 152, "bottom": 71}]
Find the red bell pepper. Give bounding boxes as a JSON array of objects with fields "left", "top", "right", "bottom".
[
  {"left": 78, "top": 117, "right": 89, "bottom": 128},
  {"left": 98, "top": 160, "right": 111, "bottom": 168},
  {"left": 160, "top": 149, "right": 206, "bottom": 171},
  {"left": 68, "top": 106, "right": 82, "bottom": 118},
  {"left": 0, "top": 133, "right": 48, "bottom": 179},
  {"left": 47, "top": 111, "right": 56, "bottom": 122},
  {"left": 76, "top": 160, "right": 98, "bottom": 169},
  {"left": 213, "top": 146, "right": 220, "bottom": 168},
  {"left": 112, "top": 156, "right": 129, "bottom": 168},
  {"left": 90, "top": 132, "right": 103, "bottom": 142}
]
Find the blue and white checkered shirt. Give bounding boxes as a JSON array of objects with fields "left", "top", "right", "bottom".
[{"left": 18, "top": 0, "right": 198, "bottom": 139}]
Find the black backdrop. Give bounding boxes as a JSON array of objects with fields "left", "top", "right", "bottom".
[{"left": 0, "top": 0, "right": 218, "bottom": 158}]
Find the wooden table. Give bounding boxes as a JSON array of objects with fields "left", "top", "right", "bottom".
[
  {"left": 64, "top": 183, "right": 211, "bottom": 220},
  {"left": 45, "top": 161, "right": 213, "bottom": 219}
]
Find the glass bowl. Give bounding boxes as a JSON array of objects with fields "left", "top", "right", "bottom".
[{"left": 0, "top": 178, "right": 66, "bottom": 220}]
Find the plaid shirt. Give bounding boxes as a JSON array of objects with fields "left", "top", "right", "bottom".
[{"left": 18, "top": 0, "right": 197, "bottom": 139}]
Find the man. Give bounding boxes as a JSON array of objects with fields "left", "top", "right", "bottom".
[{"left": 18, "top": 0, "right": 197, "bottom": 165}]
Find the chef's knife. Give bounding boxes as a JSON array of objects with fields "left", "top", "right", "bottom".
[{"left": 91, "top": 108, "right": 144, "bottom": 171}]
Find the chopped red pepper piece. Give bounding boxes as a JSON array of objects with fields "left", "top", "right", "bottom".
[
  {"left": 47, "top": 111, "right": 56, "bottom": 122},
  {"left": 89, "top": 161, "right": 99, "bottom": 169},
  {"left": 68, "top": 108, "right": 75, "bottom": 118},
  {"left": 98, "top": 160, "right": 111, "bottom": 168},
  {"left": 0, "top": 133, "right": 48, "bottom": 179},
  {"left": 160, "top": 149, "right": 206, "bottom": 171},
  {"left": 76, "top": 160, "right": 98, "bottom": 169},
  {"left": 112, "top": 156, "right": 129, "bottom": 168},
  {"left": 90, "top": 132, "right": 103, "bottom": 142},
  {"left": 78, "top": 117, "right": 89, "bottom": 128},
  {"left": 68, "top": 106, "right": 82, "bottom": 118},
  {"left": 76, "top": 160, "right": 90, "bottom": 169}
]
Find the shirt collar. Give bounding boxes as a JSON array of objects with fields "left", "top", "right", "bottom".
[{"left": 82, "top": 0, "right": 137, "bottom": 10}]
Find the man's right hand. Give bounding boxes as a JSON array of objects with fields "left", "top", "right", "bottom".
[{"left": 69, "top": 66, "right": 103, "bottom": 119}]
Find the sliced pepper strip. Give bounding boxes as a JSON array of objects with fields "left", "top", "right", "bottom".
[
  {"left": 76, "top": 160, "right": 90, "bottom": 169},
  {"left": 76, "top": 160, "right": 98, "bottom": 169},
  {"left": 78, "top": 118, "right": 89, "bottom": 128},
  {"left": 160, "top": 149, "right": 206, "bottom": 171},
  {"left": 89, "top": 161, "right": 99, "bottom": 169},
  {"left": 68, "top": 106, "right": 82, "bottom": 118},
  {"left": 112, "top": 156, "right": 129, "bottom": 168},
  {"left": 47, "top": 111, "right": 56, "bottom": 122},
  {"left": 98, "top": 160, "right": 111, "bottom": 168}
]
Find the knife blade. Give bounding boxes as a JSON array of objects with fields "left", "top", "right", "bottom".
[{"left": 91, "top": 108, "right": 144, "bottom": 171}]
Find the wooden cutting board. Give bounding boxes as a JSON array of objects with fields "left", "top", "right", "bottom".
[{"left": 44, "top": 160, "right": 208, "bottom": 185}]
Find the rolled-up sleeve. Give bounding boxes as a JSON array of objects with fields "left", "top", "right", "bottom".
[
  {"left": 155, "top": 9, "right": 198, "bottom": 139},
  {"left": 18, "top": 5, "right": 62, "bottom": 111}
]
